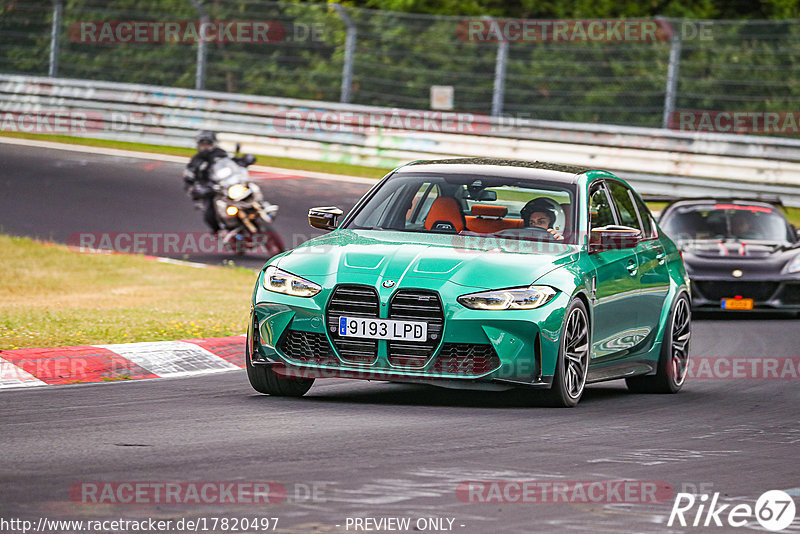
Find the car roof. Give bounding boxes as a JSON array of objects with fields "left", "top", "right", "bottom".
[{"left": 397, "top": 158, "right": 598, "bottom": 184}]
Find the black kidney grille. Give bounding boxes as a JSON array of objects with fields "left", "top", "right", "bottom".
[
  {"left": 326, "top": 285, "right": 379, "bottom": 365},
  {"left": 432, "top": 343, "right": 501, "bottom": 376},
  {"left": 278, "top": 330, "right": 338, "bottom": 366},
  {"left": 387, "top": 290, "right": 444, "bottom": 368}
]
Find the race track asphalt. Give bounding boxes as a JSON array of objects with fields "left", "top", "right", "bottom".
[{"left": 1, "top": 142, "right": 799, "bottom": 533}]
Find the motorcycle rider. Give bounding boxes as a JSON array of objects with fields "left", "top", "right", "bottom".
[{"left": 183, "top": 130, "right": 228, "bottom": 233}]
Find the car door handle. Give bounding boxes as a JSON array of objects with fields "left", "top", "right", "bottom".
[
  {"left": 626, "top": 260, "right": 638, "bottom": 276},
  {"left": 655, "top": 249, "right": 666, "bottom": 265}
]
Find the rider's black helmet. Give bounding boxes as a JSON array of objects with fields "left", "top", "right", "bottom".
[
  {"left": 520, "top": 198, "right": 556, "bottom": 228},
  {"left": 195, "top": 130, "right": 217, "bottom": 146}
]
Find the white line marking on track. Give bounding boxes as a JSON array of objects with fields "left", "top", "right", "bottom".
[
  {"left": 94, "top": 341, "right": 239, "bottom": 378},
  {"left": 0, "top": 357, "right": 48, "bottom": 389}
]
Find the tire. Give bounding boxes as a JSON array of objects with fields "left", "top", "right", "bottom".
[
  {"left": 626, "top": 292, "right": 691, "bottom": 394},
  {"left": 246, "top": 341, "right": 314, "bottom": 397},
  {"left": 540, "top": 298, "right": 591, "bottom": 408}
]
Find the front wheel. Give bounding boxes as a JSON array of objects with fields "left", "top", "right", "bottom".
[
  {"left": 540, "top": 298, "right": 591, "bottom": 408},
  {"left": 626, "top": 292, "right": 691, "bottom": 394},
  {"left": 246, "top": 342, "right": 314, "bottom": 397}
]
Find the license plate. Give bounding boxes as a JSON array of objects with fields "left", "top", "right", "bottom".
[
  {"left": 338, "top": 316, "right": 428, "bottom": 341},
  {"left": 721, "top": 298, "right": 754, "bottom": 310}
]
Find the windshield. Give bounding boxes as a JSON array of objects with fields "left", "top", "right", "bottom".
[
  {"left": 210, "top": 158, "right": 249, "bottom": 187},
  {"left": 661, "top": 203, "right": 793, "bottom": 243},
  {"left": 345, "top": 172, "right": 578, "bottom": 244}
]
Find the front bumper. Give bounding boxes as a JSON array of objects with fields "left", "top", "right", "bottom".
[
  {"left": 690, "top": 277, "right": 800, "bottom": 311},
  {"left": 248, "top": 281, "right": 569, "bottom": 387}
]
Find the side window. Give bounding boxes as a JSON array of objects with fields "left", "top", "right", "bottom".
[
  {"left": 607, "top": 181, "right": 642, "bottom": 232},
  {"left": 588, "top": 182, "right": 615, "bottom": 230},
  {"left": 632, "top": 194, "right": 657, "bottom": 238}
]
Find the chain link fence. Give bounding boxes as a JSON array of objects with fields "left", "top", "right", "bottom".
[{"left": 2, "top": 0, "right": 800, "bottom": 129}]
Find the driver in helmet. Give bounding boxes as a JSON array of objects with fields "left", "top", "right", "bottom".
[
  {"left": 520, "top": 198, "right": 564, "bottom": 241},
  {"left": 183, "top": 130, "right": 229, "bottom": 233}
]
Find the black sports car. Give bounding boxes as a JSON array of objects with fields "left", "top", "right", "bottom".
[{"left": 659, "top": 199, "right": 800, "bottom": 312}]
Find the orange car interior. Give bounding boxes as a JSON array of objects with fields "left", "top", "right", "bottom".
[
  {"left": 424, "top": 199, "right": 570, "bottom": 235},
  {"left": 465, "top": 204, "right": 524, "bottom": 233},
  {"left": 424, "top": 197, "right": 465, "bottom": 232}
]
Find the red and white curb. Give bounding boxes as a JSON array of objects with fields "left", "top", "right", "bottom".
[{"left": 0, "top": 336, "right": 246, "bottom": 390}]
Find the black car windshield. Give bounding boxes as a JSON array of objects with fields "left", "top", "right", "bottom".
[
  {"left": 345, "top": 172, "right": 578, "bottom": 244},
  {"left": 661, "top": 203, "right": 793, "bottom": 242}
]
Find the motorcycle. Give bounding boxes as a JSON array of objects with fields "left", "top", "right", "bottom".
[{"left": 193, "top": 147, "right": 285, "bottom": 256}]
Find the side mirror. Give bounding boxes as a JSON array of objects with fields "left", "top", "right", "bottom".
[
  {"left": 589, "top": 226, "right": 642, "bottom": 253},
  {"left": 241, "top": 154, "right": 256, "bottom": 167},
  {"left": 309, "top": 206, "right": 344, "bottom": 231}
]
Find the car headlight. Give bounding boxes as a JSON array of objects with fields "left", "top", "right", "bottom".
[
  {"left": 227, "top": 184, "right": 250, "bottom": 201},
  {"left": 787, "top": 254, "right": 800, "bottom": 274},
  {"left": 262, "top": 266, "right": 321, "bottom": 297},
  {"left": 457, "top": 286, "right": 557, "bottom": 310}
]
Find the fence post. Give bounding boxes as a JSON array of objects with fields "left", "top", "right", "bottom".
[
  {"left": 488, "top": 18, "right": 508, "bottom": 117},
  {"left": 190, "top": 0, "right": 208, "bottom": 90},
  {"left": 48, "top": 0, "right": 62, "bottom": 77},
  {"left": 333, "top": 3, "right": 356, "bottom": 104},
  {"left": 662, "top": 19, "right": 682, "bottom": 129}
]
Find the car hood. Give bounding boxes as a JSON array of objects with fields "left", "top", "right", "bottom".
[{"left": 274, "top": 230, "right": 580, "bottom": 290}]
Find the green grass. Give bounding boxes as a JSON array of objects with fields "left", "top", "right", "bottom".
[
  {"left": 0, "top": 234, "right": 258, "bottom": 350},
  {"left": 0, "top": 131, "right": 392, "bottom": 179}
]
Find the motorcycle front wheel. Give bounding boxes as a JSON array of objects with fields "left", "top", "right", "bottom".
[{"left": 256, "top": 219, "right": 285, "bottom": 257}]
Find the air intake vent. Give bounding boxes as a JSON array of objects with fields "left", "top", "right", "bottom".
[
  {"left": 694, "top": 281, "right": 779, "bottom": 302},
  {"left": 432, "top": 343, "right": 500, "bottom": 375},
  {"left": 278, "top": 330, "right": 338, "bottom": 366}
]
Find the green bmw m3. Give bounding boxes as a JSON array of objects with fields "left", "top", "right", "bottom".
[{"left": 246, "top": 158, "right": 691, "bottom": 407}]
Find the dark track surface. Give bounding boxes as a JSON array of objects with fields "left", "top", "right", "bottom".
[
  {"left": 0, "top": 142, "right": 372, "bottom": 270},
  {"left": 2, "top": 142, "right": 799, "bottom": 533}
]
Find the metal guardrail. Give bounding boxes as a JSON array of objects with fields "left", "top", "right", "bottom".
[{"left": 3, "top": 74, "right": 800, "bottom": 206}]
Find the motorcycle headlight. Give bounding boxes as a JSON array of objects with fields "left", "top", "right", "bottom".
[
  {"left": 786, "top": 254, "right": 800, "bottom": 274},
  {"left": 227, "top": 184, "right": 250, "bottom": 201},
  {"left": 458, "top": 286, "right": 557, "bottom": 310},
  {"left": 262, "top": 266, "right": 321, "bottom": 297}
]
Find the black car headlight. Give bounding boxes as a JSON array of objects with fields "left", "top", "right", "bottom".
[
  {"left": 262, "top": 266, "right": 321, "bottom": 297},
  {"left": 458, "top": 286, "right": 557, "bottom": 310}
]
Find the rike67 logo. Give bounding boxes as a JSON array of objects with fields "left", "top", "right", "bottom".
[{"left": 668, "top": 490, "right": 796, "bottom": 531}]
